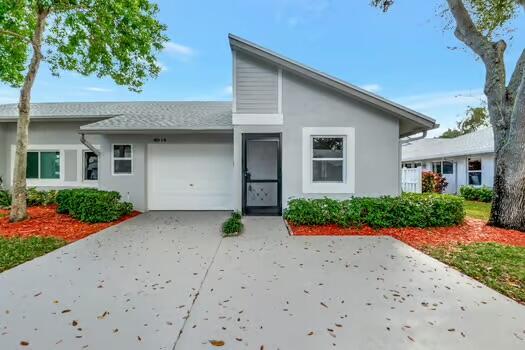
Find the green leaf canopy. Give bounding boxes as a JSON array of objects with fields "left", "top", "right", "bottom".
[{"left": 0, "top": 0, "right": 168, "bottom": 92}]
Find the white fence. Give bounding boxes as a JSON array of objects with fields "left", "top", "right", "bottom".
[{"left": 401, "top": 167, "right": 422, "bottom": 193}]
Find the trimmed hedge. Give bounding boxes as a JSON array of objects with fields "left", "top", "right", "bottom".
[
  {"left": 284, "top": 193, "right": 465, "bottom": 229},
  {"left": 222, "top": 212, "right": 243, "bottom": 237},
  {"left": 56, "top": 188, "right": 133, "bottom": 223},
  {"left": 459, "top": 185, "right": 493, "bottom": 203}
]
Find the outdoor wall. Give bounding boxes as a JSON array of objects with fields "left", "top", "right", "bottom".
[
  {"left": 413, "top": 153, "right": 495, "bottom": 191},
  {"left": 0, "top": 124, "right": 6, "bottom": 186},
  {"left": 98, "top": 133, "right": 233, "bottom": 212},
  {"left": 2, "top": 121, "right": 103, "bottom": 188},
  {"left": 281, "top": 71, "right": 400, "bottom": 203}
]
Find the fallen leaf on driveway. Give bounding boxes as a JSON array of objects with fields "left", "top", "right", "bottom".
[
  {"left": 20, "top": 341, "right": 29, "bottom": 346},
  {"left": 97, "top": 311, "right": 109, "bottom": 319},
  {"left": 209, "top": 340, "right": 225, "bottom": 346}
]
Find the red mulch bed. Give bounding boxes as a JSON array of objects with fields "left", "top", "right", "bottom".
[
  {"left": 289, "top": 218, "right": 525, "bottom": 249},
  {"left": 0, "top": 205, "right": 141, "bottom": 242}
]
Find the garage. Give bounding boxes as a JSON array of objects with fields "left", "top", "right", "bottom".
[{"left": 147, "top": 142, "right": 233, "bottom": 210}]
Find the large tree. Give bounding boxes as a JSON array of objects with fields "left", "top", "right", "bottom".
[
  {"left": 373, "top": 0, "right": 525, "bottom": 231},
  {"left": 440, "top": 106, "right": 489, "bottom": 138},
  {"left": 0, "top": 0, "right": 167, "bottom": 222}
]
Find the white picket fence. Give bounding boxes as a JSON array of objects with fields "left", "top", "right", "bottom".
[{"left": 401, "top": 167, "right": 422, "bottom": 193}]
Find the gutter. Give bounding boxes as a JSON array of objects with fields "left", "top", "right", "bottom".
[
  {"left": 80, "top": 133, "right": 100, "bottom": 156},
  {"left": 400, "top": 130, "right": 427, "bottom": 144}
]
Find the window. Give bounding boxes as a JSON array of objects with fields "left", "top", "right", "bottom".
[
  {"left": 312, "top": 137, "right": 344, "bottom": 182},
  {"left": 432, "top": 161, "right": 442, "bottom": 174},
  {"left": 302, "top": 127, "right": 355, "bottom": 194},
  {"left": 113, "top": 145, "right": 133, "bottom": 175},
  {"left": 83, "top": 151, "right": 98, "bottom": 180},
  {"left": 442, "top": 161, "right": 454, "bottom": 175},
  {"left": 468, "top": 157, "right": 482, "bottom": 185},
  {"left": 26, "top": 151, "right": 60, "bottom": 179},
  {"left": 432, "top": 161, "right": 454, "bottom": 175}
]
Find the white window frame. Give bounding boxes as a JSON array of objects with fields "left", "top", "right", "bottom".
[
  {"left": 467, "top": 156, "right": 482, "bottom": 186},
  {"left": 302, "top": 127, "right": 355, "bottom": 194},
  {"left": 112, "top": 144, "right": 133, "bottom": 176},
  {"left": 82, "top": 150, "right": 99, "bottom": 182},
  {"left": 311, "top": 136, "right": 346, "bottom": 183}
]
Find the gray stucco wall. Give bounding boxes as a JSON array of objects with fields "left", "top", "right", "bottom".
[
  {"left": 281, "top": 71, "right": 400, "bottom": 202},
  {"left": 2, "top": 121, "right": 103, "bottom": 187},
  {"left": 232, "top": 70, "right": 402, "bottom": 211},
  {"left": 235, "top": 52, "right": 279, "bottom": 114}
]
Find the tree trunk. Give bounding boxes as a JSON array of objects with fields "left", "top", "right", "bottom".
[
  {"left": 446, "top": 0, "right": 525, "bottom": 231},
  {"left": 9, "top": 10, "right": 48, "bottom": 222},
  {"left": 489, "top": 66, "right": 525, "bottom": 231}
]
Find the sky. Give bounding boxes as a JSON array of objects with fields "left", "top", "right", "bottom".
[{"left": 0, "top": 0, "right": 523, "bottom": 137}]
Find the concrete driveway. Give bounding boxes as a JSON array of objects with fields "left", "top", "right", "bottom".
[{"left": 0, "top": 212, "right": 524, "bottom": 349}]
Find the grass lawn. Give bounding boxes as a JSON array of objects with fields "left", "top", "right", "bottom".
[
  {"left": 464, "top": 200, "right": 491, "bottom": 221},
  {"left": 0, "top": 236, "right": 67, "bottom": 272},
  {"left": 425, "top": 243, "right": 525, "bottom": 303}
]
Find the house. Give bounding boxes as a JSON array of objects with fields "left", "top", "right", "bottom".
[
  {"left": 0, "top": 34, "right": 436, "bottom": 214},
  {"left": 401, "top": 127, "right": 495, "bottom": 194}
]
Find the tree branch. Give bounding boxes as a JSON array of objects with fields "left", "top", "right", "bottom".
[
  {"left": 0, "top": 29, "right": 33, "bottom": 47},
  {"left": 508, "top": 49, "right": 525, "bottom": 96},
  {"left": 446, "top": 0, "right": 492, "bottom": 60}
]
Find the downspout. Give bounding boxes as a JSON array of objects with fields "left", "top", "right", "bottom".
[{"left": 80, "top": 133, "right": 100, "bottom": 156}]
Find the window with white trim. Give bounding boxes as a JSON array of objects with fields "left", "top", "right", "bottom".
[
  {"left": 302, "top": 127, "right": 355, "bottom": 194},
  {"left": 311, "top": 136, "right": 344, "bottom": 182},
  {"left": 467, "top": 157, "right": 482, "bottom": 185},
  {"left": 113, "top": 145, "right": 132, "bottom": 175},
  {"left": 26, "top": 151, "right": 60, "bottom": 179}
]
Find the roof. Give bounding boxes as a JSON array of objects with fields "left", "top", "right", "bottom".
[
  {"left": 228, "top": 34, "right": 437, "bottom": 137},
  {"left": 81, "top": 102, "right": 232, "bottom": 132},
  {"left": 402, "top": 127, "right": 494, "bottom": 162},
  {"left": 0, "top": 101, "right": 233, "bottom": 131}
]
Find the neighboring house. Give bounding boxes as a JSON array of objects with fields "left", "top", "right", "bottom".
[
  {"left": 402, "top": 127, "right": 495, "bottom": 194},
  {"left": 0, "top": 34, "right": 436, "bottom": 214}
]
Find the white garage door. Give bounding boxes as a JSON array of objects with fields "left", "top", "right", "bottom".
[{"left": 147, "top": 143, "right": 233, "bottom": 210}]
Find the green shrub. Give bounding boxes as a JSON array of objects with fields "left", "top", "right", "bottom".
[
  {"left": 284, "top": 194, "right": 465, "bottom": 229},
  {"left": 222, "top": 212, "right": 243, "bottom": 237},
  {"left": 56, "top": 188, "right": 133, "bottom": 223},
  {"left": 459, "top": 185, "right": 493, "bottom": 203},
  {"left": 26, "top": 188, "right": 58, "bottom": 206},
  {"left": 0, "top": 189, "right": 11, "bottom": 209}
]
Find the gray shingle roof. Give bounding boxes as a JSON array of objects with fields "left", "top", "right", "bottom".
[
  {"left": 0, "top": 101, "right": 233, "bottom": 130},
  {"left": 402, "top": 127, "right": 494, "bottom": 161}
]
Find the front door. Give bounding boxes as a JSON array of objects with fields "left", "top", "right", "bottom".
[{"left": 242, "top": 133, "right": 282, "bottom": 215}]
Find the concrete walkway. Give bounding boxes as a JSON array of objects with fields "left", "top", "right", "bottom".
[{"left": 1, "top": 213, "right": 524, "bottom": 349}]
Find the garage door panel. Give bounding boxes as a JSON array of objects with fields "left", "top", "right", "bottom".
[{"left": 147, "top": 143, "right": 233, "bottom": 210}]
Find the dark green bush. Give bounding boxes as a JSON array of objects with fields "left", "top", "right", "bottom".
[
  {"left": 26, "top": 188, "right": 58, "bottom": 206},
  {"left": 222, "top": 212, "right": 243, "bottom": 237},
  {"left": 284, "top": 194, "right": 465, "bottom": 229},
  {"left": 56, "top": 188, "right": 133, "bottom": 223},
  {"left": 459, "top": 185, "right": 493, "bottom": 203},
  {"left": 0, "top": 189, "right": 11, "bottom": 208}
]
